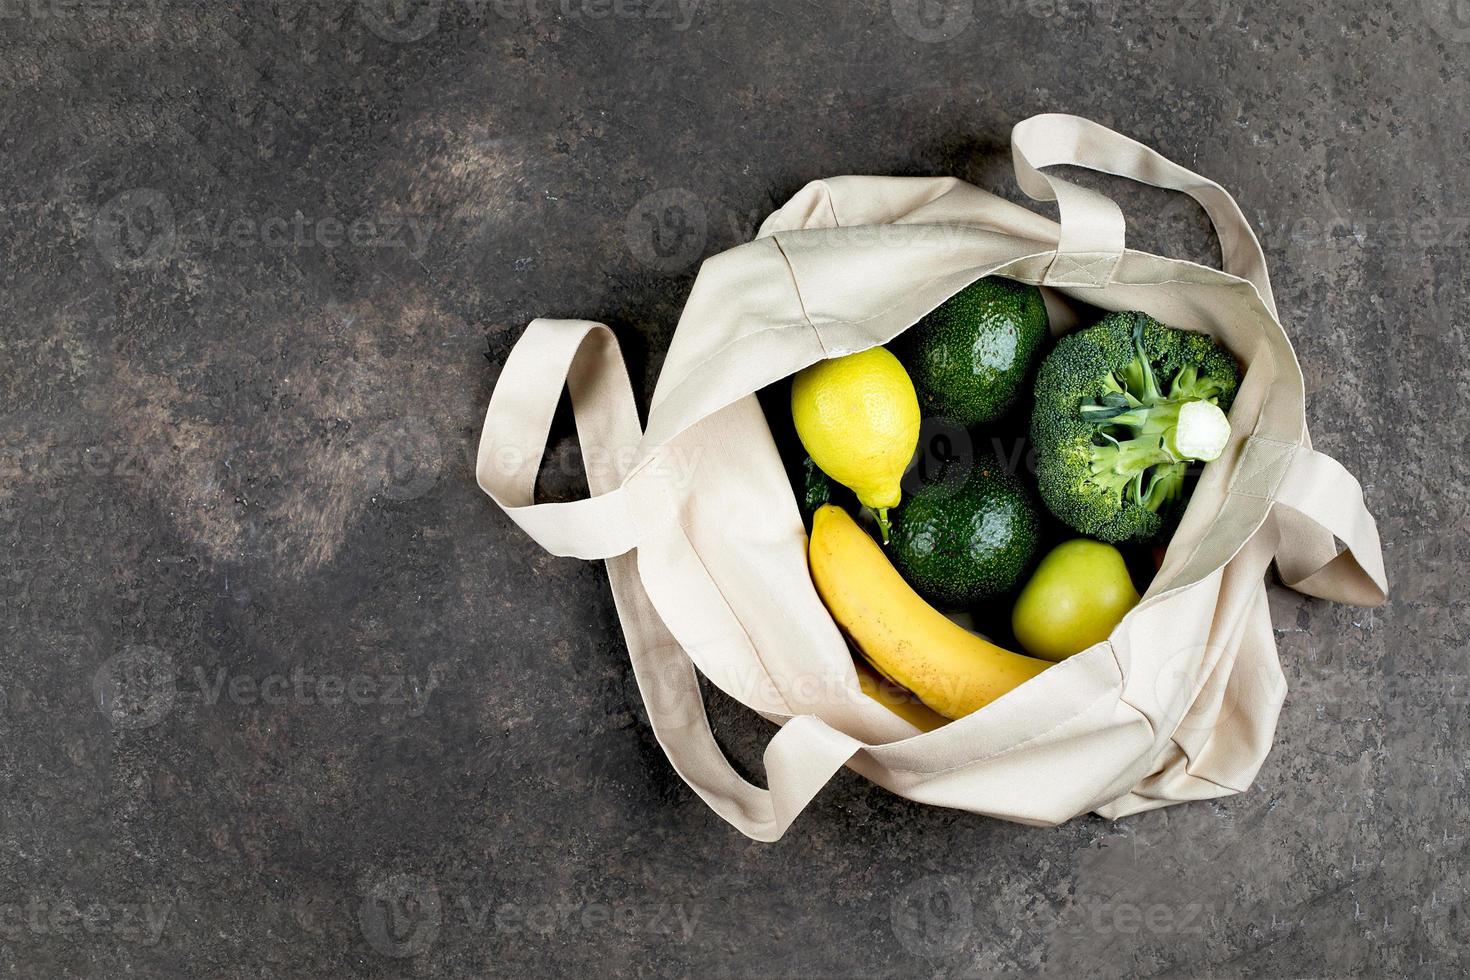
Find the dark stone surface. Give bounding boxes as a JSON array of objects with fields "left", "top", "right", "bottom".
[{"left": 1, "top": 1, "right": 1465, "bottom": 976}]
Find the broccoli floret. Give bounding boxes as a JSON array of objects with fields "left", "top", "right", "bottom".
[{"left": 1031, "top": 311, "right": 1240, "bottom": 543}]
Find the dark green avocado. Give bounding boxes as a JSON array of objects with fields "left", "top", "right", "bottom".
[
  {"left": 897, "top": 276, "right": 1049, "bottom": 426},
  {"left": 889, "top": 455, "right": 1041, "bottom": 608},
  {"left": 800, "top": 455, "right": 832, "bottom": 515}
]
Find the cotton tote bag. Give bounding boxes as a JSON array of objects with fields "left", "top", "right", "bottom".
[{"left": 475, "top": 114, "right": 1388, "bottom": 841}]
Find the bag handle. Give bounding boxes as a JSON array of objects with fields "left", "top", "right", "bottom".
[
  {"left": 1270, "top": 446, "right": 1389, "bottom": 607},
  {"left": 1011, "top": 113, "right": 1277, "bottom": 314},
  {"left": 625, "top": 634, "right": 863, "bottom": 842},
  {"left": 1231, "top": 437, "right": 1389, "bottom": 607},
  {"left": 479, "top": 319, "right": 863, "bottom": 840},
  {"left": 476, "top": 319, "right": 642, "bottom": 560}
]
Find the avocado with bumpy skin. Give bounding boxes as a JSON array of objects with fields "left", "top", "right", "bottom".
[
  {"left": 888, "top": 455, "right": 1041, "bottom": 609},
  {"left": 897, "top": 276, "right": 1049, "bottom": 426}
]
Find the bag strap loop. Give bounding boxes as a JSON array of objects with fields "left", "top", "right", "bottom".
[
  {"left": 627, "top": 637, "right": 863, "bottom": 842},
  {"left": 1011, "top": 113, "right": 1277, "bottom": 313},
  {"left": 1269, "top": 446, "right": 1389, "bottom": 607},
  {"left": 1011, "top": 117, "right": 1127, "bottom": 289},
  {"left": 479, "top": 318, "right": 864, "bottom": 840},
  {"left": 476, "top": 319, "right": 642, "bottom": 560},
  {"left": 1230, "top": 437, "right": 1388, "bottom": 607}
]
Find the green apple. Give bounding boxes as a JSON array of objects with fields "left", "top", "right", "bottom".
[{"left": 1012, "top": 539, "right": 1141, "bottom": 662}]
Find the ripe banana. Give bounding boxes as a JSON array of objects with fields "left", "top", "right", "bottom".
[
  {"left": 809, "top": 505, "right": 1052, "bottom": 720},
  {"left": 853, "top": 658, "right": 949, "bottom": 733}
]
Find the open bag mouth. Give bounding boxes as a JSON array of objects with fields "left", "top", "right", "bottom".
[{"left": 757, "top": 256, "right": 1276, "bottom": 748}]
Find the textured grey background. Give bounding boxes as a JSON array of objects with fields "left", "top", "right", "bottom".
[{"left": 1, "top": 1, "right": 1465, "bottom": 977}]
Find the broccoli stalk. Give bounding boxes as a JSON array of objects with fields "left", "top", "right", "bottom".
[
  {"left": 1084, "top": 395, "right": 1233, "bottom": 463},
  {"left": 1075, "top": 327, "right": 1233, "bottom": 514},
  {"left": 1030, "top": 312, "right": 1241, "bottom": 543}
]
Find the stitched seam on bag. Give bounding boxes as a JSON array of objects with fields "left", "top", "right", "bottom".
[
  {"left": 771, "top": 235, "right": 823, "bottom": 355},
  {"left": 1047, "top": 251, "right": 1118, "bottom": 286},
  {"left": 1056, "top": 253, "right": 1111, "bottom": 273},
  {"left": 786, "top": 237, "right": 1054, "bottom": 328},
  {"left": 1038, "top": 246, "right": 1279, "bottom": 316},
  {"left": 1049, "top": 251, "right": 1116, "bottom": 283},
  {"left": 650, "top": 319, "right": 818, "bottom": 415},
  {"left": 806, "top": 258, "right": 1020, "bottom": 328},
  {"left": 1228, "top": 437, "right": 1298, "bottom": 500},
  {"left": 806, "top": 270, "right": 962, "bottom": 327}
]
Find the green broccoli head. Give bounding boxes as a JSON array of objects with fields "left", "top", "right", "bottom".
[{"left": 1031, "top": 312, "right": 1240, "bottom": 543}]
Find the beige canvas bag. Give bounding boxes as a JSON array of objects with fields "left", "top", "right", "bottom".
[{"left": 475, "top": 114, "right": 1388, "bottom": 841}]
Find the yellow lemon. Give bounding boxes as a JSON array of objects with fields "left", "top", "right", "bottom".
[{"left": 792, "top": 347, "right": 920, "bottom": 542}]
